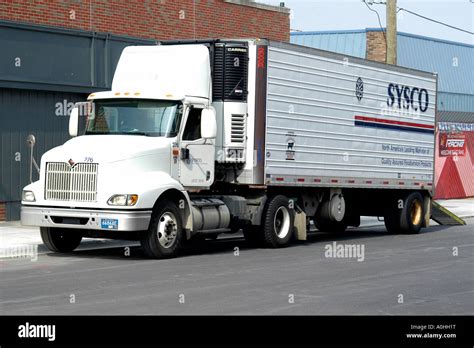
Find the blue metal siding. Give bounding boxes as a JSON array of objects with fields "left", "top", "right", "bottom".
[
  {"left": 438, "top": 92, "right": 474, "bottom": 113},
  {"left": 397, "top": 33, "right": 474, "bottom": 96},
  {"left": 290, "top": 31, "right": 366, "bottom": 58}
]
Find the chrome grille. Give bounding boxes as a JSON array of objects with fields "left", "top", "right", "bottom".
[
  {"left": 45, "top": 162, "right": 98, "bottom": 202},
  {"left": 230, "top": 113, "right": 245, "bottom": 143}
]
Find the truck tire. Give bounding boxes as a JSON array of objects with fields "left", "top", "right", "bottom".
[
  {"left": 384, "top": 192, "right": 424, "bottom": 234},
  {"left": 40, "top": 227, "right": 82, "bottom": 252},
  {"left": 141, "top": 200, "right": 183, "bottom": 259},
  {"left": 262, "top": 195, "right": 294, "bottom": 248}
]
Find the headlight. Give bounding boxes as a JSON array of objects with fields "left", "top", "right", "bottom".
[
  {"left": 107, "top": 194, "right": 138, "bottom": 206},
  {"left": 22, "top": 190, "right": 36, "bottom": 202}
]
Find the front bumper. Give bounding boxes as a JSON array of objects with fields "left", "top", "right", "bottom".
[{"left": 21, "top": 205, "right": 152, "bottom": 231}]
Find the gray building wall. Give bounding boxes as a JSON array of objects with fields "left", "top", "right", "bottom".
[{"left": 0, "top": 20, "right": 155, "bottom": 220}]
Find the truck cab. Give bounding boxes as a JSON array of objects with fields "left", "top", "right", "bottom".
[{"left": 21, "top": 43, "right": 241, "bottom": 258}]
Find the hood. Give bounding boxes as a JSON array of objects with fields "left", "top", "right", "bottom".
[{"left": 43, "top": 135, "right": 173, "bottom": 165}]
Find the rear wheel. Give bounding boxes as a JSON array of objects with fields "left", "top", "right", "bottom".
[
  {"left": 141, "top": 200, "right": 183, "bottom": 259},
  {"left": 262, "top": 195, "right": 294, "bottom": 248},
  {"left": 384, "top": 192, "right": 424, "bottom": 234},
  {"left": 40, "top": 227, "right": 82, "bottom": 252}
]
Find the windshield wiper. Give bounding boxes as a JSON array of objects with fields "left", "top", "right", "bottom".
[
  {"left": 119, "top": 131, "right": 148, "bottom": 136},
  {"left": 85, "top": 131, "right": 110, "bottom": 135},
  {"left": 86, "top": 131, "right": 160, "bottom": 136}
]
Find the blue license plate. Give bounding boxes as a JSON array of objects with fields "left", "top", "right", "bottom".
[{"left": 101, "top": 218, "right": 118, "bottom": 229}]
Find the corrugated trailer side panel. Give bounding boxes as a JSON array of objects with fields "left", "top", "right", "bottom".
[{"left": 264, "top": 41, "right": 437, "bottom": 191}]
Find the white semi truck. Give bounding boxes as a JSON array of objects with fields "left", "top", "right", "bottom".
[{"left": 21, "top": 39, "right": 437, "bottom": 258}]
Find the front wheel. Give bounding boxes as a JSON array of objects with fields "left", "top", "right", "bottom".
[
  {"left": 40, "top": 227, "right": 82, "bottom": 252},
  {"left": 262, "top": 195, "right": 294, "bottom": 248},
  {"left": 141, "top": 200, "right": 183, "bottom": 259}
]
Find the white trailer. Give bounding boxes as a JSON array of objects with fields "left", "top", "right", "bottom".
[{"left": 21, "top": 39, "right": 437, "bottom": 258}]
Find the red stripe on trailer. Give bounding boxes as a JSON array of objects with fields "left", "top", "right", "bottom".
[
  {"left": 331, "top": 179, "right": 338, "bottom": 183},
  {"left": 314, "top": 179, "right": 321, "bottom": 182},
  {"left": 276, "top": 177, "right": 284, "bottom": 182},
  {"left": 427, "top": 183, "right": 433, "bottom": 186},
  {"left": 297, "top": 178, "right": 305, "bottom": 182},
  {"left": 414, "top": 182, "right": 420, "bottom": 186},
  {"left": 366, "top": 180, "right": 372, "bottom": 184},
  {"left": 348, "top": 180, "right": 355, "bottom": 183},
  {"left": 383, "top": 181, "right": 389, "bottom": 185},
  {"left": 354, "top": 115, "right": 434, "bottom": 130},
  {"left": 399, "top": 181, "right": 405, "bottom": 185}
]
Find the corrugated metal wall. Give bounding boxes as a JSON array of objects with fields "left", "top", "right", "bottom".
[
  {"left": 290, "top": 30, "right": 366, "bottom": 58},
  {"left": 0, "top": 21, "right": 156, "bottom": 220},
  {"left": 0, "top": 88, "right": 86, "bottom": 219},
  {"left": 438, "top": 92, "right": 474, "bottom": 113},
  {"left": 397, "top": 33, "right": 474, "bottom": 98}
]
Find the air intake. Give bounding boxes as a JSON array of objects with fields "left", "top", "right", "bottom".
[{"left": 230, "top": 114, "right": 245, "bottom": 143}]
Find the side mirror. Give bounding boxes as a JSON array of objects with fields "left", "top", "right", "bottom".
[
  {"left": 201, "top": 107, "right": 217, "bottom": 139},
  {"left": 69, "top": 107, "right": 79, "bottom": 137}
]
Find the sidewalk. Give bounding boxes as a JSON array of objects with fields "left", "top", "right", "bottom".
[
  {"left": 1, "top": 198, "right": 472, "bottom": 255},
  {"left": 433, "top": 198, "right": 474, "bottom": 219}
]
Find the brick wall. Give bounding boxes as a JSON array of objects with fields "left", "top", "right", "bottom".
[
  {"left": 0, "top": 202, "right": 5, "bottom": 221},
  {"left": 0, "top": 0, "right": 290, "bottom": 42},
  {"left": 366, "top": 30, "right": 386, "bottom": 63}
]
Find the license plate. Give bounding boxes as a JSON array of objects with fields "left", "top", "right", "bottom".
[{"left": 101, "top": 218, "right": 118, "bottom": 230}]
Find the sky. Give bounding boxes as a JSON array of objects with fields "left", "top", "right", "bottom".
[{"left": 261, "top": 0, "right": 474, "bottom": 45}]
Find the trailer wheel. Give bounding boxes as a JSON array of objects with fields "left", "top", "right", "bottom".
[
  {"left": 141, "top": 200, "right": 183, "bottom": 259},
  {"left": 40, "top": 227, "right": 82, "bottom": 252},
  {"left": 384, "top": 192, "right": 424, "bottom": 234},
  {"left": 262, "top": 195, "right": 294, "bottom": 248}
]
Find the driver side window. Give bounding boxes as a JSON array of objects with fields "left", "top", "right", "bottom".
[{"left": 182, "top": 107, "right": 202, "bottom": 141}]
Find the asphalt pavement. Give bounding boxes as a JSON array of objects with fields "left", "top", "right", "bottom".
[{"left": 1, "top": 217, "right": 473, "bottom": 315}]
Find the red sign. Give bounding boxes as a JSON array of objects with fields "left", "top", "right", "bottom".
[{"left": 439, "top": 132, "right": 466, "bottom": 157}]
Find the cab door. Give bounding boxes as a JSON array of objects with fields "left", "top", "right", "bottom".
[{"left": 178, "top": 106, "right": 215, "bottom": 188}]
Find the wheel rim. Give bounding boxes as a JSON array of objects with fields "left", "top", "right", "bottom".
[
  {"left": 410, "top": 200, "right": 422, "bottom": 226},
  {"left": 274, "top": 206, "right": 290, "bottom": 239},
  {"left": 157, "top": 212, "right": 178, "bottom": 248}
]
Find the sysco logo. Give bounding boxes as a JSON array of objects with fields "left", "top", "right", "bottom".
[{"left": 387, "top": 83, "right": 429, "bottom": 112}]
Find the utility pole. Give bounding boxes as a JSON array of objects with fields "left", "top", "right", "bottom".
[{"left": 386, "top": 0, "right": 397, "bottom": 65}]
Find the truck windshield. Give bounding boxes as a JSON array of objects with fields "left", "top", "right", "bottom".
[{"left": 85, "top": 99, "right": 183, "bottom": 137}]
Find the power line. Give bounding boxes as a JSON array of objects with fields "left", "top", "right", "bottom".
[
  {"left": 362, "top": 0, "right": 386, "bottom": 42},
  {"left": 397, "top": 7, "right": 474, "bottom": 35}
]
